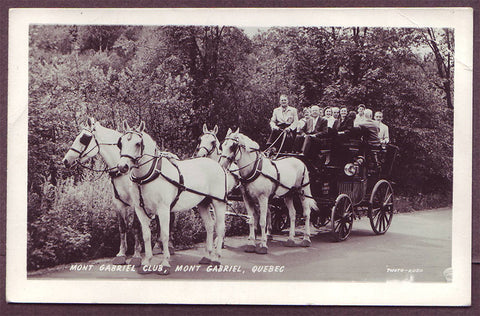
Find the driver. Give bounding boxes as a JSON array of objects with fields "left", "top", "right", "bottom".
[{"left": 266, "top": 94, "right": 298, "bottom": 153}]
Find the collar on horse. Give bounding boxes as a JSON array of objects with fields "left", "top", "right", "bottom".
[{"left": 131, "top": 154, "right": 228, "bottom": 218}]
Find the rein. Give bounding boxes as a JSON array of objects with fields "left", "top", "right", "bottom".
[
  {"left": 224, "top": 135, "right": 313, "bottom": 199},
  {"left": 121, "top": 131, "right": 228, "bottom": 216},
  {"left": 70, "top": 129, "right": 131, "bottom": 207}
]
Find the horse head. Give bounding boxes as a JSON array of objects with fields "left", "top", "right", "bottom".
[
  {"left": 195, "top": 123, "right": 220, "bottom": 158},
  {"left": 117, "top": 120, "right": 156, "bottom": 174},
  {"left": 63, "top": 117, "right": 100, "bottom": 168},
  {"left": 219, "top": 127, "right": 242, "bottom": 168}
]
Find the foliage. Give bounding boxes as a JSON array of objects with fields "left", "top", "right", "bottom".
[{"left": 28, "top": 25, "right": 454, "bottom": 270}]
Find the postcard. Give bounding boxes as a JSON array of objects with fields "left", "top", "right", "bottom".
[{"left": 7, "top": 7, "right": 472, "bottom": 305}]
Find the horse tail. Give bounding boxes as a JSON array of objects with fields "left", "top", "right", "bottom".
[{"left": 300, "top": 165, "right": 318, "bottom": 212}]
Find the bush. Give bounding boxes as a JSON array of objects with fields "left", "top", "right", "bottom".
[{"left": 28, "top": 172, "right": 249, "bottom": 270}]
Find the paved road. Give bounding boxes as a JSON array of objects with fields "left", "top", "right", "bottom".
[{"left": 29, "top": 208, "right": 451, "bottom": 282}]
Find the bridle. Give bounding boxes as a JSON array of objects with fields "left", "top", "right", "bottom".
[
  {"left": 118, "top": 130, "right": 153, "bottom": 166},
  {"left": 220, "top": 136, "right": 261, "bottom": 173},
  {"left": 69, "top": 130, "right": 98, "bottom": 159},
  {"left": 68, "top": 128, "right": 120, "bottom": 173},
  {"left": 195, "top": 132, "right": 220, "bottom": 158}
]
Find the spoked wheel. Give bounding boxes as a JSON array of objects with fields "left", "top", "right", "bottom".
[
  {"left": 368, "top": 179, "right": 394, "bottom": 235},
  {"left": 312, "top": 212, "right": 329, "bottom": 229},
  {"left": 271, "top": 205, "right": 289, "bottom": 234},
  {"left": 330, "top": 194, "right": 354, "bottom": 242}
]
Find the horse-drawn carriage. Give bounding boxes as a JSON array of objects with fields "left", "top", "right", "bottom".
[
  {"left": 268, "top": 136, "right": 399, "bottom": 241},
  {"left": 63, "top": 119, "right": 398, "bottom": 274}
]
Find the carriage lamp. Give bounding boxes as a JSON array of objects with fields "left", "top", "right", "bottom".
[
  {"left": 344, "top": 163, "right": 358, "bottom": 176},
  {"left": 344, "top": 156, "right": 365, "bottom": 176}
]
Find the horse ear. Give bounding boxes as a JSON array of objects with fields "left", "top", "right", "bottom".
[
  {"left": 123, "top": 120, "right": 131, "bottom": 131},
  {"left": 226, "top": 128, "right": 232, "bottom": 136},
  {"left": 234, "top": 127, "right": 240, "bottom": 134},
  {"left": 86, "top": 118, "right": 93, "bottom": 128},
  {"left": 213, "top": 125, "right": 218, "bottom": 134},
  {"left": 137, "top": 121, "right": 145, "bottom": 133},
  {"left": 203, "top": 123, "right": 208, "bottom": 134}
]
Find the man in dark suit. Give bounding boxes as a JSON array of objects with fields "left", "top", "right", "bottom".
[{"left": 300, "top": 105, "right": 329, "bottom": 159}]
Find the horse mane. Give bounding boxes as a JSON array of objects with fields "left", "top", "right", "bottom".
[
  {"left": 237, "top": 133, "right": 260, "bottom": 151},
  {"left": 94, "top": 122, "right": 121, "bottom": 143}
]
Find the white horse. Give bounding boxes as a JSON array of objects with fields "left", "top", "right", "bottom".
[
  {"left": 219, "top": 128, "right": 318, "bottom": 254},
  {"left": 117, "top": 121, "right": 228, "bottom": 275},
  {"left": 195, "top": 124, "right": 273, "bottom": 239},
  {"left": 62, "top": 118, "right": 143, "bottom": 265}
]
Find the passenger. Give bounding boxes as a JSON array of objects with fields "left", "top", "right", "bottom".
[
  {"left": 374, "top": 111, "right": 390, "bottom": 145},
  {"left": 339, "top": 107, "right": 348, "bottom": 122},
  {"left": 300, "top": 105, "right": 329, "bottom": 160},
  {"left": 358, "top": 109, "right": 381, "bottom": 171},
  {"left": 338, "top": 111, "right": 357, "bottom": 133},
  {"left": 358, "top": 109, "right": 380, "bottom": 147},
  {"left": 353, "top": 104, "right": 366, "bottom": 127},
  {"left": 266, "top": 94, "right": 298, "bottom": 153},
  {"left": 324, "top": 106, "right": 339, "bottom": 130},
  {"left": 297, "top": 107, "right": 311, "bottom": 133},
  {"left": 332, "top": 107, "right": 340, "bottom": 120},
  {"left": 293, "top": 106, "right": 314, "bottom": 153}
]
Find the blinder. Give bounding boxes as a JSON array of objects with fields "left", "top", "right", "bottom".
[
  {"left": 80, "top": 134, "right": 92, "bottom": 146},
  {"left": 117, "top": 137, "right": 122, "bottom": 150}
]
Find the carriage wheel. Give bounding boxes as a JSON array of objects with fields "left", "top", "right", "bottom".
[
  {"left": 368, "top": 179, "right": 394, "bottom": 235},
  {"left": 271, "top": 205, "right": 289, "bottom": 234},
  {"left": 312, "top": 212, "right": 329, "bottom": 229},
  {"left": 330, "top": 194, "right": 354, "bottom": 242}
]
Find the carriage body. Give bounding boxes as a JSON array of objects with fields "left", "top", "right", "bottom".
[{"left": 269, "top": 139, "right": 398, "bottom": 241}]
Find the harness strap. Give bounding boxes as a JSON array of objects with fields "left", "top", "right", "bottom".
[
  {"left": 239, "top": 157, "right": 263, "bottom": 184},
  {"left": 167, "top": 159, "right": 185, "bottom": 210},
  {"left": 109, "top": 170, "right": 130, "bottom": 207},
  {"left": 136, "top": 184, "right": 155, "bottom": 220}
]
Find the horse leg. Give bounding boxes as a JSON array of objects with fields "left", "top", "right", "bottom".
[
  {"left": 112, "top": 207, "right": 127, "bottom": 265},
  {"left": 153, "top": 214, "right": 176, "bottom": 255},
  {"left": 197, "top": 205, "right": 215, "bottom": 265},
  {"left": 255, "top": 195, "right": 269, "bottom": 254},
  {"left": 267, "top": 207, "right": 273, "bottom": 240},
  {"left": 132, "top": 206, "right": 155, "bottom": 274},
  {"left": 211, "top": 200, "right": 226, "bottom": 264},
  {"left": 284, "top": 197, "right": 297, "bottom": 247},
  {"left": 300, "top": 194, "right": 312, "bottom": 247},
  {"left": 168, "top": 214, "right": 176, "bottom": 254},
  {"left": 129, "top": 211, "right": 143, "bottom": 267},
  {"left": 156, "top": 207, "right": 172, "bottom": 275},
  {"left": 243, "top": 194, "right": 257, "bottom": 253},
  {"left": 152, "top": 215, "right": 162, "bottom": 255}
]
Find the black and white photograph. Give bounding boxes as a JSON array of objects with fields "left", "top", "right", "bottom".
[{"left": 6, "top": 8, "right": 472, "bottom": 305}]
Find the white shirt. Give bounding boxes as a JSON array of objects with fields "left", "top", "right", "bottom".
[
  {"left": 354, "top": 114, "right": 366, "bottom": 127},
  {"left": 326, "top": 116, "right": 336, "bottom": 128},
  {"left": 378, "top": 122, "right": 390, "bottom": 144}
]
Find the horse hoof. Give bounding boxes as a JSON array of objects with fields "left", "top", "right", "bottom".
[
  {"left": 244, "top": 245, "right": 256, "bottom": 253},
  {"left": 156, "top": 266, "right": 171, "bottom": 276},
  {"left": 129, "top": 257, "right": 142, "bottom": 267},
  {"left": 255, "top": 246, "right": 268, "bottom": 255},
  {"left": 112, "top": 256, "right": 127, "bottom": 265},
  {"left": 169, "top": 247, "right": 175, "bottom": 255},
  {"left": 152, "top": 246, "right": 163, "bottom": 255},
  {"left": 199, "top": 257, "right": 212, "bottom": 265},
  {"left": 300, "top": 239, "right": 311, "bottom": 247},
  {"left": 136, "top": 266, "right": 153, "bottom": 275},
  {"left": 211, "top": 261, "right": 221, "bottom": 266},
  {"left": 284, "top": 239, "right": 296, "bottom": 247}
]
